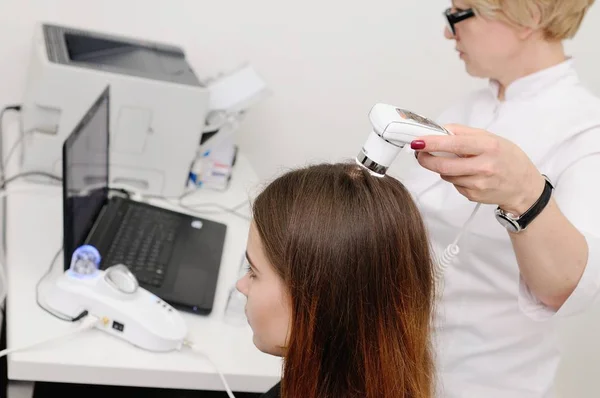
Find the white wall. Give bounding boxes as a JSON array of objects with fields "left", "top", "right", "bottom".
[{"left": 0, "top": 1, "right": 599, "bottom": 396}]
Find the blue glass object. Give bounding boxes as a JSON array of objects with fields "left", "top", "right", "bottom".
[{"left": 69, "top": 245, "right": 101, "bottom": 277}]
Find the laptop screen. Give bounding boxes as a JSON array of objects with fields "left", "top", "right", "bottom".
[{"left": 62, "top": 86, "right": 110, "bottom": 269}]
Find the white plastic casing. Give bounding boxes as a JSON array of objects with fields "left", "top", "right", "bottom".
[
  {"left": 369, "top": 103, "right": 449, "bottom": 137},
  {"left": 361, "top": 130, "right": 401, "bottom": 169},
  {"left": 20, "top": 23, "right": 210, "bottom": 198},
  {"left": 357, "top": 103, "right": 455, "bottom": 175},
  {"left": 44, "top": 265, "right": 188, "bottom": 352}
]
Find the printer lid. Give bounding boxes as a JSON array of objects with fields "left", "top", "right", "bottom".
[{"left": 42, "top": 23, "right": 203, "bottom": 87}]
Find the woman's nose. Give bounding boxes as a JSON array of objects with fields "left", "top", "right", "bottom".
[
  {"left": 236, "top": 275, "right": 249, "bottom": 297},
  {"left": 444, "top": 25, "right": 454, "bottom": 40}
]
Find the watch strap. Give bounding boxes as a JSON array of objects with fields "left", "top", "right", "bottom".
[{"left": 509, "top": 175, "right": 554, "bottom": 230}]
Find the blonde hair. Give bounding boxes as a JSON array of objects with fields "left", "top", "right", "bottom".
[{"left": 464, "top": 0, "right": 596, "bottom": 40}]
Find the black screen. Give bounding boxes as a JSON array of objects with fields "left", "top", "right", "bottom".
[
  {"left": 64, "top": 33, "right": 180, "bottom": 75},
  {"left": 62, "top": 87, "right": 110, "bottom": 269}
]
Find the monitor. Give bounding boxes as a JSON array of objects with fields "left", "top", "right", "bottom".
[{"left": 62, "top": 86, "right": 110, "bottom": 269}]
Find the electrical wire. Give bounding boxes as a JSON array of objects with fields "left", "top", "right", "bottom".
[
  {"left": 0, "top": 175, "right": 248, "bottom": 308},
  {"left": 435, "top": 203, "right": 482, "bottom": 286},
  {"left": 0, "top": 314, "right": 99, "bottom": 359},
  {"left": 182, "top": 339, "right": 236, "bottom": 398},
  {"left": 115, "top": 182, "right": 252, "bottom": 222},
  {"left": 1, "top": 168, "right": 250, "bottom": 222},
  {"left": 2, "top": 171, "right": 61, "bottom": 186},
  {"left": 0, "top": 105, "right": 244, "bottom": 393},
  {"left": 177, "top": 197, "right": 251, "bottom": 221},
  {"left": 3, "top": 130, "right": 24, "bottom": 170},
  {"left": 0, "top": 179, "right": 247, "bottom": 315},
  {"left": 0, "top": 172, "right": 68, "bottom": 312},
  {"left": 0, "top": 150, "right": 247, "bottom": 313},
  {"left": 34, "top": 245, "right": 89, "bottom": 322},
  {"left": 0, "top": 108, "right": 62, "bottom": 313},
  {"left": 0, "top": 104, "right": 21, "bottom": 189},
  {"left": 1, "top": 127, "right": 39, "bottom": 172},
  {"left": 411, "top": 150, "right": 483, "bottom": 287},
  {"left": 0, "top": 184, "right": 61, "bottom": 310},
  {"left": 0, "top": 108, "right": 59, "bottom": 308},
  {"left": 0, "top": 186, "right": 62, "bottom": 201},
  {"left": 0, "top": 105, "right": 22, "bottom": 313}
]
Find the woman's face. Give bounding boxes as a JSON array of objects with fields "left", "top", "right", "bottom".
[
  {"left": 236, "top": 222, "right": 291, "bottom": 356},
  {"left": 445, "top": 1, "right": 525, "bottom": 80}
]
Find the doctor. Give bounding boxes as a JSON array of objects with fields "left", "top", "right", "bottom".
[{"left": 393, "top": 0, "right": 600, "bottom": 397}]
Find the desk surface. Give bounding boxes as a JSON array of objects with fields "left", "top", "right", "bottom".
[{"left": 5, "top": 153, "right": 282, "bottom": 393}]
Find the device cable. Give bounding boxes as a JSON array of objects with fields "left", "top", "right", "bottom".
[
  {"left": 35, "top": 245, "right": 74, "bottom": 322},
  {"left": 114, "top": 183, "right": 251, "bottom": 222},
  {"left": 177, "top": 197, "right": 251, "bottom": 221},
  {"left": 2, "top": 171, "right": 61, "bottom": 186},
  {"left": 0, "top": 105, "right": 22, "bottom": 315},
  {"left": 435, "top": 203, "right": 482, "bottom": 285},
  {"left": 413, "top": 147, "right": 482, "bottom": 286},
  {"left": 0, "top": 314, "right": 99, "bottom": 359},
  {"left": 0, "top": 105, "right": 21, "bottom": 188},
  {"left": 33, "top": 243, "right": 90, "bottom": 322},
  {"left": 182, "top": 339, "right": 236, "bottom": 398},
  {"left": 0, "top": 176, "right": 246, "bottom": 311}
]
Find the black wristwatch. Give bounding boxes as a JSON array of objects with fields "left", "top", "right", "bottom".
[{"left": 495, "top": 175, "right": 554, "bottom": 233}]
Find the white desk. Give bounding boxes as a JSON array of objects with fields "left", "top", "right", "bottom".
[{"left": 4, "top": 153, "right": 282, "bottom": 393}]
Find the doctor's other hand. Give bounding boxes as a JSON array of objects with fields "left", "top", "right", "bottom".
[{"left": 411, "top": 124, "right": 546, "bottom": 215}]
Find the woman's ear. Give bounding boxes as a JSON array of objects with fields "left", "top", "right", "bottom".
[{"left": 517, "top": 4, "right": 542, "bottom": 40}]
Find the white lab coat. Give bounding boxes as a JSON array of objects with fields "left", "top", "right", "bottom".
[{"left": 390, "top": 59, "right": 600, "bottom": 397}]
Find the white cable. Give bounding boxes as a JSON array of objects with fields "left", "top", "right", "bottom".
[
  {"left": 435, "top": 203, "right": 482, "bottom": 284},
  {"left": 97, "top": 181, "right": 251, "bottom": 221},
  {"left": 3, "top": 128, "right": 38, "bottom": 171},
  {"left": 0, "top": 187, "right": 59, "bottom": 200},
  {"left": 182, "top": 340, "right": 236, "bottom": 398},
  {"left": 0, "top": 256, "right": 6, "bottom": 310},
  {"left": 0, "top": 315, "right": 99, "bottom": 359},
  {"left": 433, "top": 120, "right": 500, "bottom": 283},
  {"left": 177, "top": 197, "right": 251, "bottom": 221}
]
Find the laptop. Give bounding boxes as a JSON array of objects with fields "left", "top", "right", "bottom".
[{"left": 62, "top": 86, "right": 227, "bottom": 315}]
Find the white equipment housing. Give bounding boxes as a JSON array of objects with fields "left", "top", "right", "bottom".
[
  {"left": 45, "top": 264, "right": 188, "bottom": 352},
  {"left": 20, "top": 22, "right": 210, "bottom": 198},
  {"left": 356, "top": 103, "right": 455, "bottom": 176}
]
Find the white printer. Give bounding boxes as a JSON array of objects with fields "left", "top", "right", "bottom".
[{"left": 20, "top": 23, "right": 252, "bottom": 198}]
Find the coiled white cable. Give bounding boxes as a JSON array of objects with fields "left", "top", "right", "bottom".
[{"left": 435, "top": 202, "right": 482, "bottom": 285}]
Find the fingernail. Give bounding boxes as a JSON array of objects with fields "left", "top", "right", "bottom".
[{"left": 411, "top": 140, "right": 426, "bottom": 150}]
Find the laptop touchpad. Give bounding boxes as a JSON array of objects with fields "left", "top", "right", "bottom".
[
  {"left": 166, "top": 218, "right": 227, "bottom": 312},
  {"left": 173, "top": 265, "right": 209, "bottom": 303}
]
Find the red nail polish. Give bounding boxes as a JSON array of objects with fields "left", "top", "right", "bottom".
[{"left": 411, "top": 140, "right": 426, "bottom": 150}]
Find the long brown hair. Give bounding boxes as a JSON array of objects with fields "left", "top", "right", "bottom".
[{"left": 252, "top": 162, "right": 436, "bottom": 398}]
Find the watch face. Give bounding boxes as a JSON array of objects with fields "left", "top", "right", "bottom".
[{"left": 495, "top": 213, "right": 520, "bottom": 233}]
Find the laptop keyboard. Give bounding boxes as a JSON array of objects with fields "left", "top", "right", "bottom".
[{"left": 102, "top": 204, "right": 182, "bottom": 288}]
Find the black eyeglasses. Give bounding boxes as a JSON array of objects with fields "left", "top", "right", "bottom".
[{"left": 444, "top": 7, "right": 475, "bottom": 35}]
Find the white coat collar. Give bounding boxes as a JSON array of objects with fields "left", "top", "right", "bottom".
[{"left": 488, "top": 58, "right": 578, "bottom": 101}]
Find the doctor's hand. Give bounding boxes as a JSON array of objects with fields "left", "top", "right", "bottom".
[{"left": 412, "top": 124, "right": 546, "bottom": 215}]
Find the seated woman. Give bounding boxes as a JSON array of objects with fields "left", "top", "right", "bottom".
[{"left": 236, "top": 162, "right": 437, "bottom": 398}]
